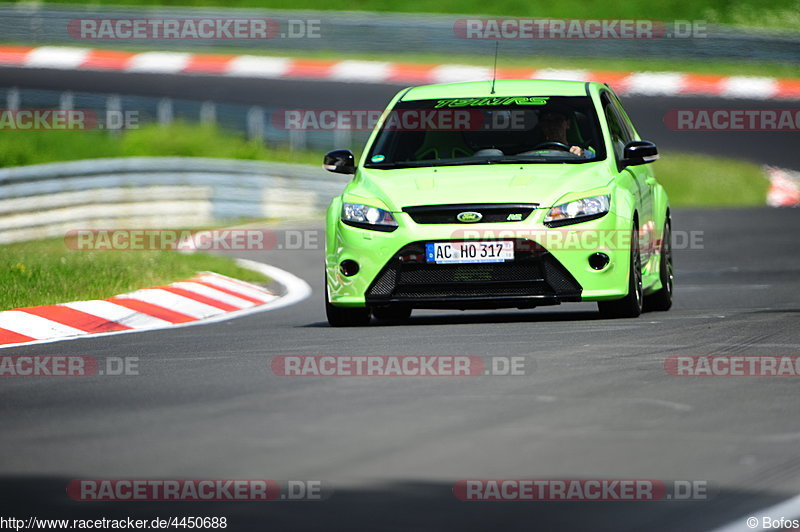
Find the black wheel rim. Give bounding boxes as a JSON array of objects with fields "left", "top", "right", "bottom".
[
  {"left": 663, "top": 224, "right": 673, "bottom": 297},
  {"left": 633, "top": 234, "right": 643, "bottom": 309}
]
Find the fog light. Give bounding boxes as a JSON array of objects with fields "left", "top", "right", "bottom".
[
  {"left": 589, "top": 253, "right": 610, "bottom": 270},
  {"left": 340, "top": 260, "right": 360, "bottom": 276}
]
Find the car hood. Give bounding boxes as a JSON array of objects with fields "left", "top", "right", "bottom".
[{"left": 347, "top": 162, "right": 614, "bottom": 211}]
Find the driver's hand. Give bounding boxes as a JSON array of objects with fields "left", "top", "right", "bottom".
[{"left": 569, "top": 145, "right": 584, "bottom": 156}]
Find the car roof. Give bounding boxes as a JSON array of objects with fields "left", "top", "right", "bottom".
[{"left": 400, "top": 79, "right": 598, "bottom": 101}]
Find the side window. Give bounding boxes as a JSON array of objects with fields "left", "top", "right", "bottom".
[
  {"left": 611, "top": 95, "right": 638, "bottom": 141},
  {"left": 601, "top": 93, "right": 630, "bottom": 160}
]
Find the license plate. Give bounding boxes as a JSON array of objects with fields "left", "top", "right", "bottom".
[{"left": 426, "top": 241, "right": 514, "bottom": 264}]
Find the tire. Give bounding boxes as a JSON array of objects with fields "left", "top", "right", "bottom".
[
  {"left": 372, "top": 305, "right": 412, "bottom": 323},
  {"left": 644, "top": 219, "right": 673, "bottom": 312},
  {"left": 598, "top": 225, "right": 643, "bottom": 319},
  {"left": 325, "top": 276, "right": 370, "bottom": 327}
]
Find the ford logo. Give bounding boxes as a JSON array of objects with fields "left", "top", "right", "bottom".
[{"left": 456, "top": 211, "right": 483, "bottom": 223}]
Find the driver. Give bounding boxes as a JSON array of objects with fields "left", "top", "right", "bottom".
[{"left": 538, "top": 110, "right": 591, "bottom": 157}]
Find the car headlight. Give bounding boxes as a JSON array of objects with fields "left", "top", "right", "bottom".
[
  {"left": 544, "top": 195, "right": 610, "bottom": 227},
  {"left": 341, "top": 202, "right": 398, "bottom": 232}
]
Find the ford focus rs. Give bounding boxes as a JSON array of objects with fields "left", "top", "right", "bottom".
[{"left": 323, "top": 79, "right": 672, "bottom": 326}]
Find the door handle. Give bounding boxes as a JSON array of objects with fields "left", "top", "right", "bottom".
[{"left": 645, "top": 176, "right": 656, "bottom": 185}]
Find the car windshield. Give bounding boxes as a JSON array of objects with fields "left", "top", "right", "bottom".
[{"left": 364, "top": 95, "right": 606, "bottom": 168}]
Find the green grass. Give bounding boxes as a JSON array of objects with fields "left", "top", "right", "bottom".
[
  {"left": 0, "top": 237, "right": 270, "bottom": 310},
  {"left": 0, "top": 122, "right": 320, "bottom": 168},
  {"left": 653, "top": 151, "right": 769, "bottom": 207},
  {"left": 30, "top": 0, "right": 800, "bottom": 30}
]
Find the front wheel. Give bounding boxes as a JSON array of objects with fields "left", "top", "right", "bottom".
[
  {"left": 645, "top": 219, "right": 673, "bottom": 311},
  {"left": 325, "top": 277, "right": 370, "bottom": 327},
  {"left": 598, "top": 226, "right": 643, "bottom": 319}
]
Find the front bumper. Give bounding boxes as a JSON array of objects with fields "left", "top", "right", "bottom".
[
  {"left": 364, "top": 239, "right": 581, "bottom": 309},
  {"left": 326, "top": 210, "right": 633, "bottom": 308}
]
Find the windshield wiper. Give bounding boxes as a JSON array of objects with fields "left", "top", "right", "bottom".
[
  {"left": 492, "top": 156, "right": 593, "bottom": 164},
  {"left": 365, "top": 158, "right": 550, "bottom": 169},
  {"left": 480, "top": 157, "right": 550, "bottom": 164},
  {"left": 363, "top": 155, "right": 589, "bottom": 169},
  {"left": 364, "top": 162, "right": 413, "bottom": 169}
]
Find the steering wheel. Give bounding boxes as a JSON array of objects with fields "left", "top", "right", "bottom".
[{"left": 531, "top": 142, "right": 572, "bottom": 152}]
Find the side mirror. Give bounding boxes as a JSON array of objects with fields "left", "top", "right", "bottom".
[
  {"left": 623, "top": 140, "right": 659, "bottom": 166},
  {"left": 323, "top": 149, "right": 356, "bottom": 175}
]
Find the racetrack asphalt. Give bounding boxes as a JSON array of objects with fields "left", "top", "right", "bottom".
[{"left": 1, "top": 69, "right": 799, "bottom": 531}]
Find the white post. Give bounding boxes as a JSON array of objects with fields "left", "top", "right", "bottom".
[
  {"left": 59, "top": 91, "right": 74, "bottom": 111},
  {"left": 6, "top": 87, "right": 20, "bottom": 111},
  {"left": 106, "top": 95, "right": 122, "bottom": 135},
  {"left": 157, "top": 98, "right": 174, "bottom": 126},
  {"left": 246, "top": 106, "right": 265, "bottom": 141},
  {"left": 200, "top": 101, "right": 216, "bottom": 125}
]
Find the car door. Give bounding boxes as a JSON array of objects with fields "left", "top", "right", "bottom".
[
  {"left": 611, "top": 93, "right": 658, "bottom": 264},
  {"left": 601, "top": 91, "right": 655, "bottom": 266}
]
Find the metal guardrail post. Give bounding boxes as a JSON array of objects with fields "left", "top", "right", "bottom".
[
  {"left": 157, "top": 98, "right": 174, "bottom": 126},
  {"left": 246, "top": 106, "right": 266, "bottom": 141},
  {"left": 289, "top": 129, "right": 307, "bottom": 152},
  {"left": 59, "top": 91, "right": 74, "bottom": 111},
  {"left": 200, "top": 101, "right": 217, "bottom": 125},
  {"left": 6, "top": 87, "right": 19, "bottom": 111},
  {"left": 106, "top": 95, "right": 122, "bottom": 135},
  {"left": 333, "top": 129, "right": 352, "bottom": 151}
]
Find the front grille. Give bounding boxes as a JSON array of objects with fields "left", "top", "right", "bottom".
[
  {"left": 397, "top": 262, "right": 541, "bottom": 285},
  {"left": 402, "top": 204, "right": 538, "bottom": 224},
  {"left": 394, "top": 284, "right": 550, "bottom": 299},
  {"left": 366, "top": 239, "right": 581, "bottom": 304}
]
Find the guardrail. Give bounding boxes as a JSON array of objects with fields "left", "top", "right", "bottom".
[
  {"left": 0, "top": 157, "right": 348, "bottom": 244},
  {"left": 1, "top": 5, "right": 799, "bottom": 63},
  {"left": 0, "top": 87, "right": 370, "bottom": 152}
]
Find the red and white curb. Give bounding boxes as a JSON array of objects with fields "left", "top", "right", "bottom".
[
  {"left": 766, "top": 166, "right": 800, "bottom": 207},
  {"left": 0, "top": 259, "right": 311, "bottom": 349},
  {"left": 1, "top": 45, "right": 800, "bottom": 100}
]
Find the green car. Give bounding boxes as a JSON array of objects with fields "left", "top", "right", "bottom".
[{"left": 323, "top": 79, "right": 672, "bottom": 326}]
